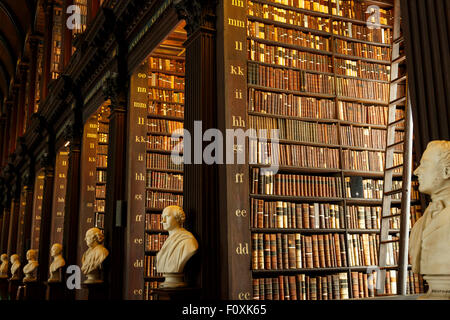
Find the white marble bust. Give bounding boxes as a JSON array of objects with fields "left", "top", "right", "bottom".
[
  {"left": 0, "top": 254, "right": 9, "bottom": 278},
  {"left": 10, "top": 254, "right": 21, "bottom": 280},
  {"left": 409, "top": 140, "right": 450, "bottom": 299},
  {"left": 81, "top": 227, "right": 109, "bottom": 284},
  {"left": 156, "top": 205, "right": 198, "bottom": 288},
  {"left": 23, "top": 249, "right": 39, "bottom": 282},
  {"left": 48, "top": 243, "right": 66, "bottom": 282}
]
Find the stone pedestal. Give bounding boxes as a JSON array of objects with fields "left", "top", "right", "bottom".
[
  {"left": 160, "top": 273, "right": 186, "bottom": 288},
  {"left": 46, "top": 281, "right": 65, "bottom": 300},
  {"left": 418, "top": 275, "right": 450, "bottom": 300},
  {"left": 152, "top": 287, "right": 201, "bottom": 301},
  {"left": 0, "top": 277, "right": 9, "bottom": 300},
  {"left": 83, "top": 282, "right": 107, "bottom": 300},
  {"left": 8, "top": 279, "right": 21, "bottom": 300},
  {"left": 22, "top": 281, "right": 46, "bottom": 300}
]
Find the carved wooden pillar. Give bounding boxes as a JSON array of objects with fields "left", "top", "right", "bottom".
[
  {"left": 0, "top": 168, "right": 12, "bottom": 254},
  {"left": 42, "top": 0, "right": 55, "bottom": 101},
  {"left": 27, "top": 37, "right": 40, "bottom": 127},
  {"left": 7, "top": 175, "right": 21, "bottom": 257},
  {"left": 9, "top": 88, "right": 19, "bottom": 154},
  {"left": 2, "top": 102, "right": 12, "bottom": 166},
  {"left": 17, "top": 167, "right": 34, "bottom": 263},
  {"left": 174, "top": 0, "right": 220, "bottom": 299},
  {"left": 0, "top": 116, "right": 6, "bottom": 165},
  {"left": 102, "top": 72, "right": 127, "bottom": 299},
  {"left": 16, "top": 64, "right": 29, "bottom": 138},
  {"left": 61, "top": 102, "right": 82, "bottom": 300},
  {"left": 37, "top": 150, "right": 55, "bottom": 287}
]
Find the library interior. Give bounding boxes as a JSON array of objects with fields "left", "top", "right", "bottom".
[{"left": 0, "top": 0, "right": 448, "bottom": 301}]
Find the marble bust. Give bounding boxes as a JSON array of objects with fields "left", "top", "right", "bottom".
[
  {"left": 409, "top": 140, "right": 450, "bottom": 299},
  {"left": 0, "top": 254, "right": 8, "bottom": 278},
  {"left": 81, "top": 227, "right": 109, "bottom": 284},
  {"left": 23, "top": 249, "right": 39, "bottom": 282},
  {"left": 156, "top": 205, "right": 198, "bottom": 288},
  {"left": 10, "top": 254, "right": 21, "bottom": 280},
  {"left": 48, "top": 243, "right": 66, "bottom": 282}
]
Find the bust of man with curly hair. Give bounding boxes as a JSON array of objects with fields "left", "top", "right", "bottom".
[
  {"left": 156, "top": 206, "right": 198, "bottom": 287},
  {"left": 81, "top": 227, "right": 109, "bottom": 283}
]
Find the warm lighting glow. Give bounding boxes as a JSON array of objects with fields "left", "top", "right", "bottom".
[{"left": 64, "top": 141, "right": 70, "bottom": 147}]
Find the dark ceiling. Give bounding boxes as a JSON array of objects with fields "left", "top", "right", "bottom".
[{"left": 0, "top": 0, "right": 37, "bottom": 108}]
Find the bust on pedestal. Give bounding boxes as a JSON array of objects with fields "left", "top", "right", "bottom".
[
  {"left": 81, "top": 228, "right": 109, "bottom": 284},
  {"left": 23, "top": 249, "right": 39, "bottom": 283},
  {"left": 156, "top": 205, "right": 198, "bottom": 289},
  {"left": 9, "top": 254, "right": 21, "bottom": 281},
  {"left": 0, "top": 254, "right": 9, "bottom": 278},
  {"left": 409, "top": 140, "right": 450, "bottom": 299},
  {"left": 48, "top": 244, "right": 65, "bottom": 282}
]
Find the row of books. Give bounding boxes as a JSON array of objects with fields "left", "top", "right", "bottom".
[
  {"left": 347, "top": 205, "right": 424, "bottom": 230},
  {"left": 147, "top": 89, "right": 185, "bottom": 104},
  {"left": 356, "top": 270, "right": 427, "bottom": 296},
  {"left": 98, "top": 132, "right": 108, "bottom": 144},
  {"left": 336, "top": 77, "right": 390, "bottom": 101},
  {"left": 338, "top": 101, "right": 402, "bottom": 126},
  {"left": 248, "top": 89, "right": 336, "bottom": 119},
  {"left": 95, "top": 185, "right": 106, "bottom": 199},
  {"left": 346, "top": 233, "right": 380, "bottom": 266},
  {"left": 248, "top": 22, "right": 330, "bottom": 51},
  {"left": 146, "top": 153, "right": 183, "bottom": 171},
  {"left": 331, "top": 0, "right": 392, "bottom": 25},
  {"left": 249, "top": 115, "right": 339, "bottom": 144},
  {"left": 248, "top": 1, "right": 331, "bottom": 32},
  {"left": 264, "top": 0, "right": 331, "bottom": 14},
  {"left": 96, "top": 144, "right": 108, "bottom": 155},
  {"left": 340, "top": 126, "right": 404, "bottom": 149},
  {"left": 96, "top": 154, "right": 108, "bottom": 168},
  {"left": 147, "top": 135, "right": 183, "bottom": 152},
  {"left": 341, "top": 149, "right": 403, "bottom": 172},
  {"left": 251, "top": 168, "right": 344, "bottom": 197},
  {"left": 145, "top": 213, "right": 164, "bottom": 231},
  {"left": 97, "top": 170, "right": 107, "bottom": 183},
  {"left": 335, "top": 58, "right": 390, "bottom": 81},
  {"left": 147, "top": 73, "right": 185, "bottom": 90},
  {"left": 146, "top": 171, "right": 183, "bottom": 191},
  {"left": 144, "top": 281, "right": 159, "bottom": 300},
  {"left": 335, "top": 39, "right": 391, "bottom": 61},
  {"left": 94, "top": 199, "right": 105, "bottom": 213},
  {"left": 251, "top": 233, "right": 347, "bottom": 270},
  {"left": 97, "top": 122, "right": 109, "bottom": 133},
  {"left": 249, "top": 142, "right": 340, "bottom": 168},
  {"left": 145, "top": 255, "right": 162, "bottom": 277},
  {"left": 148, "top": 56, "right": 185, "bottom": 73},
  {"left": 345, "top": 177, "right": 394, "bottom": 199},
  {"left": 95, "top": 212, "right": 104, "bottom": 229},
  {"left": 145, "top": 233, "right": 168, "bottom": 251},
  {"left": 248, "top": 63, "right": 335, "bottom": 94},
  {"left": 252, "top": 273, "right": 350, "bottom": 300},
  {"left": 147, "top": 119, "right": 183, "bottom": 134},
  {"left": 148, "top": 102, "right": 184, "bottom": 118},
  {"left": 146, "top": 191, "right": 183, "bottom": 209},
  {"left": 250, "top": 199, "right": 345, "bottom": 229},
  {"left": 332, "top": 20, "right": 392, "bottom": 44},
  {"left": 248, "top": 40, "right": 333, "bottom": 73}
]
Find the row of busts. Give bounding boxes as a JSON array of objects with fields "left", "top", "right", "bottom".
[{"left": 0, "top": 227, "right": 109, "bottom": 284}]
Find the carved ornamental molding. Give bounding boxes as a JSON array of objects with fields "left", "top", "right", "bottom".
[{"left": 174, "top": 0, "right": 216, "bottom": 35}]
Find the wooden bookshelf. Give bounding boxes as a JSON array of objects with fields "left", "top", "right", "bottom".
[
  {"left": 239, "top": 0, "right": 426, "bottom": 300},
  {"left": 127, "top": 22, "right": 186, "bottom": 300}
]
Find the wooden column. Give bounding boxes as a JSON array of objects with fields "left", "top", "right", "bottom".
[
  {"left": 0, "top": 116, "right": 5, "bottom": 165},
  {"left": 62, "top": 0, "right": 74, "bottom": 68},
  {"left": 62, "top": 105, "right": 82, "bottom": 300},
  {"left": 175, "top": 0, "right": 220, "bottom": 299},
  {"left": 37, "top": 152, "right": 55, "bottom": 285},
  {"left": 17, "top": 168, "right": 34, "bottom": 264},
  {"left": 1, "top": 193, "right": 11, "bottom": 254},
  {"left": 16, "top": 65, "right": 28, "bottom": 139},
  {"left": 9, "top": 89, "right": 19, "bottom": 154},
  {"left": 2, "top": 104, "right": 12, "bottom": 166},
  {"left": 41, "top": 0, "right": 55, "bottom": 101},
  {"left": 27, "top": 37, "right": 40, "bottom": 126},
  {"left": 102, "top": 73, "right": 127, "bottom": 299},
  {"left": 7, "top": 179, "right": 21, "bottom": 257},
  {"left": 89, "top": 0, "right": 101, "bottom": 23},
  {"left": 400, "top": 0, "right": 450, "bottom": 156}
]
